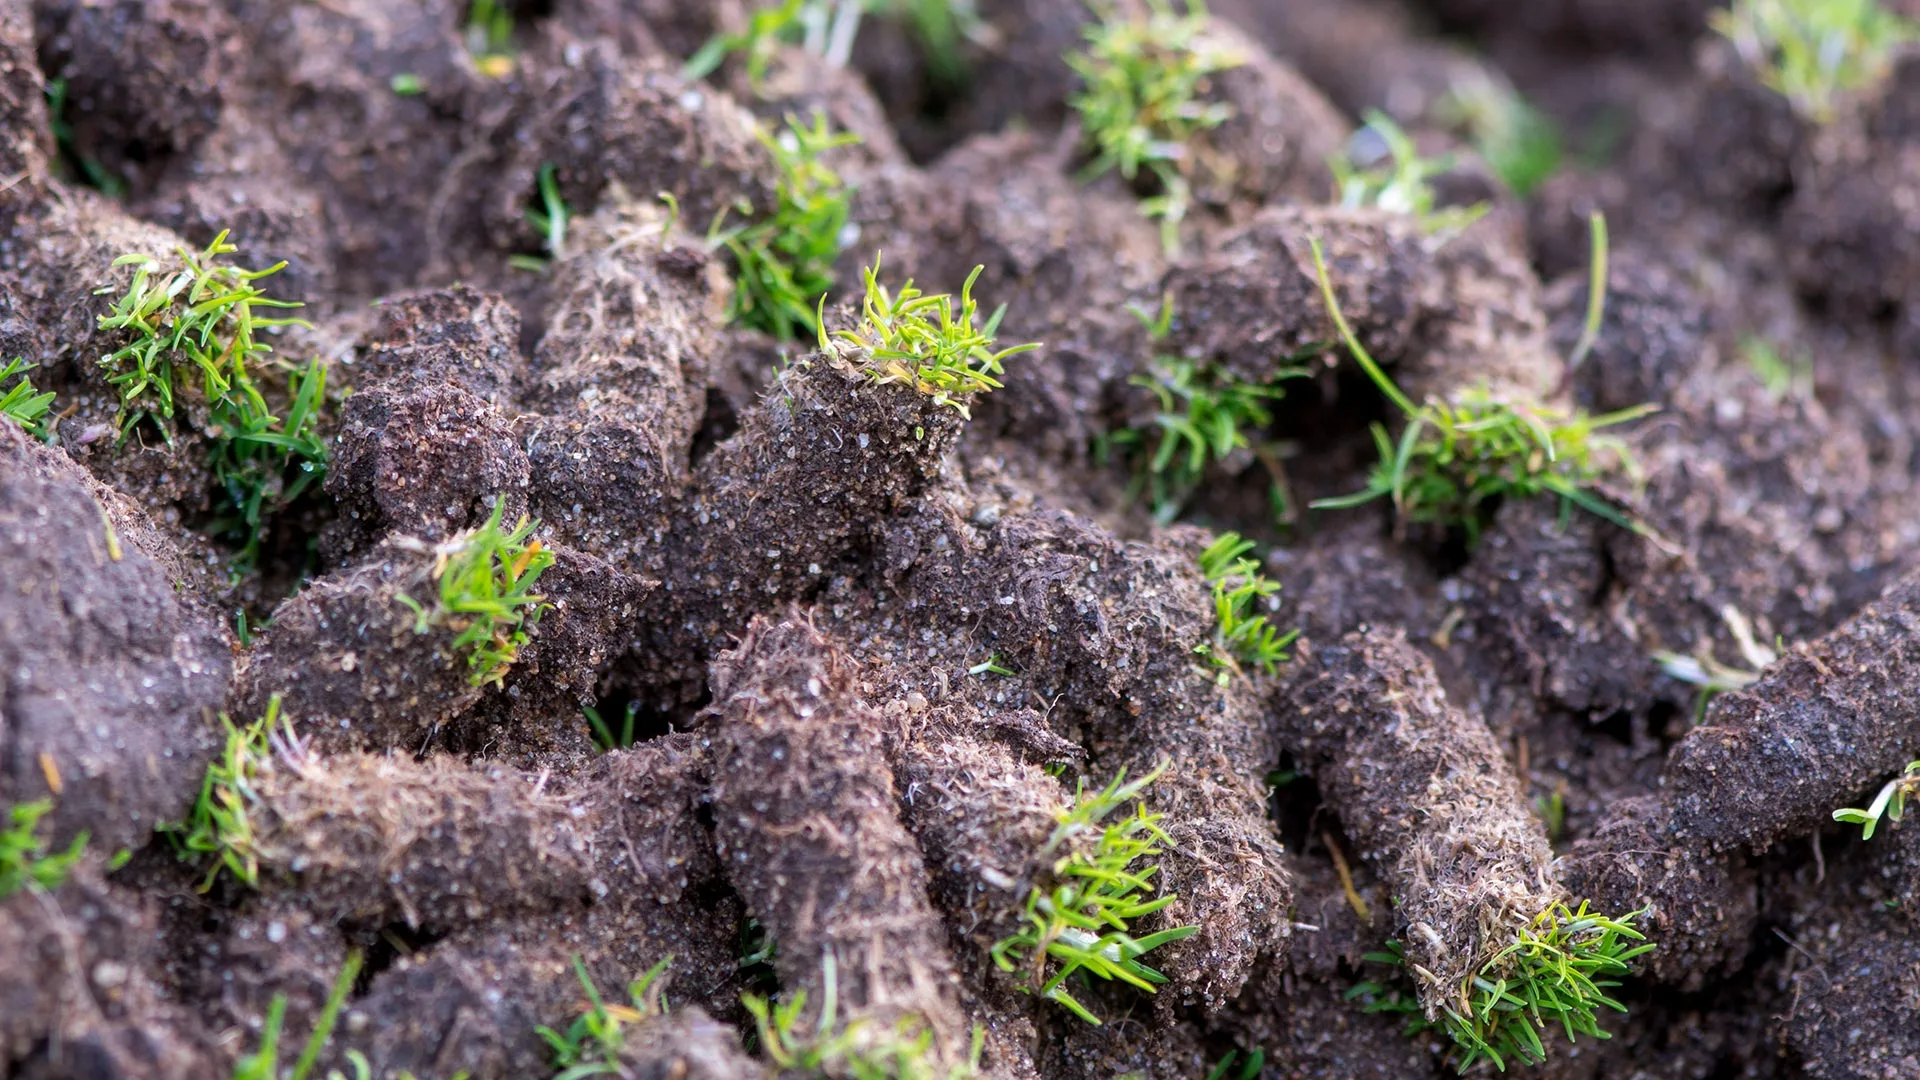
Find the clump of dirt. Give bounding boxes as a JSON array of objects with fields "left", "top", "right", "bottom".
[{"left": 5, "top": 1, "right": 1920, "bottom": 1078}]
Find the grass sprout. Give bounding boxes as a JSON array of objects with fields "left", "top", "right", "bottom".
[
  {"left": 714, "top": 113, "right": 859, "bottom": 341},
  {"left": 1197, "top": 532, "right": 1296, "bottom": 680},
  {"left": 1332, "top": 110, "right": 1489, "bottom": 237},
  {"left": 397, "top": 500, "right": 555, "bottom": 688},
  {"left": 466, "top": 0, "right": 516, "bottom": 77},
  {"left": 1307, "top": 218, "right": 1656, "bottom": 544},
  {"left": 1833, "top": 761, "right": 1920, "bottom": 840},
  {"left": 536, "top": 955, "right": 671, "bottom": 1079},
  {"left": 685, "top": 1, "right": 986, "bottom": 91},
  {"left": 819, "top": 257, "right": 1040, "bottom": 419},
  {"left": 0, "top": 799, "right": 86, "bottom": 898},
  {"left": 583, "top": 701, "right": 643, "bottom": 752},
  {"left": 233, "top": 950, "right": 363, "bottom": 1080},
  {"left": 746, "top": 953, "right": 985, "bottom": 1078},
  {"left": 1068, "top": 0, "right": 1243, "bottom": 251},
  {"left": 1712, "top": 0, "right": 1918, "bottom": 122},
  {"left": 1654, "top": 604, "right": 1777, "bottom": 721},
  {"left": 1742, "top": 337, "right": 1815, "bottom": 400},
  {"left": 990, "top": 763, "right": 1197, "bottom": 1025},
  {"left": 0, "top": 358, "right": 57, "bottom": 441},
  {"left": 1107, "top": 295, "right": 1305, "bottom": 523},
  {"left": 509, "top": 162, "right": 571, "bottom": 274},
  {"left": 168, "top": 694, "right": 286, "bottom": 892},
  {"left": 1204, "top": 1049, "right": 1266, "bottom": 1080}
]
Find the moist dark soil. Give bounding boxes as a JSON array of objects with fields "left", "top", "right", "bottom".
[{"left": 3, "top": 1, "right": 1920, "bottom": 1078}]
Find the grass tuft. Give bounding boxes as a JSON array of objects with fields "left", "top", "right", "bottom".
[
  {"left": 0, "top": 358, "right": 57, "bottom": 441},
  {"left": 745, "top": 953, "right": 984, "bottom": 1078},
  {"left": 536, "top": 954, "right": 671, "bottom": 1079},
  {"left": 1067, "top": 0, "right": 1242, "bottom": 251},
  {"left": 1332, "top": 111, "right": 1488, "bottom": 237},
  {"left": 1712, "top": 0, "right": 1918, "bottom": 122},
  {"left": 168, "top": 694, "right": 286, "bottom": 892},
  {"left": 398, "top": 500, "right": 555, "bottom": 688},
  {"left": 714, "top": 113, "right": 859, "bottom": 341},
  {"left": 819, "top": 256, "right": 1040, "bottom": 419},
  {"left": 94, "top": 230, "right": 327, "bottom": 573},
  {"left": 0, "top": 799, "right": 86, "bottom": 899},
  {"left": 990, "top": 763, "right": 1197, "bottom": 1025},
  {"left": 1197, "top": 532, "right": 1297, "bottom": 681},
  {"left": 1306, "top": 219, "right": 1655, "bottom": 545},
  {"left": 233, "top": 950, "right": 363, "bottom": 1080},
  {"left": 1833, "top": 760, "right": 1920, "bottom": 840},
  {"left": 1353, "top": 903, "right": 1653, "bottom": 1073},
  {"left": 1106, "top": 295, "right": 1305, "bottom": 524}
]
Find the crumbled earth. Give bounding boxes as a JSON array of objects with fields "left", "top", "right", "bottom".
[{"left": 2, "top": 1, "right": 1919, "bottom": 1078}]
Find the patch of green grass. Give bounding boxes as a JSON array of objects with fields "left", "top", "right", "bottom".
[
  {"left": 167, "top": 695, "right": 284, "bottom": 892},
  {"left": 745, "top": 953, "right": 984, "bottom": 1078},
  {"left": 1436, "top": 83, "right": 1562, "bottom": 198},
  {"left": 1712, "top": 0, "right": 1918, "bottom": 122},
  {"left": 990, "top": 763, "right": 1197, "bottom": 1025},
  {"left": 1306, "top": 221, "right": 1656, "bottom": 545},
  {"left": 0, "top": 799, "right": 86, "bottom": 898},
  {"left": 1106, "top": 295, "right": 1305, "bottom": 523},
  {"left": 1446, "top": 902, "right": 1652, "bottom": 1071},
  {"left": 397, "top": 500, "right": 555, "bottom": 688},
  {"left": 714, "top": 113, "right": 859, "bottom": 341},
  {"left": 536, "top": 955, "right": 671, "bottom": 1079},
  {"left": 968, "top": 652, "right": 1014, "bottom": 677},
  {"left": 1067, "top": 0, "right": 1243, "bottom": 251},
  {"left": 233, "top": 950, "right": 363, "bottom": 1080},
  {"left": 94, "top": 231, "right": 328, "bottom": 573},
  {"left": 0, "top": 358, "right": 57, "bottom": 441},
  {"left": 1197, "top": 532, "right": 1297, "bottom": 681},
  {"left": 95, "top": 230, "right": 308, "bottom": 443},
  {"left": 819, "top": 257, "right": 1040, "bottom": 419},
  {"left": 1833, "top": 760, "right": 1920, "bottom": 840},
  {"left": 1352, "top": 904, "right": 1653, "bottom": 1073},
  {"left": 1332, "top": 110, "right": 1488, "bottom": 237}
]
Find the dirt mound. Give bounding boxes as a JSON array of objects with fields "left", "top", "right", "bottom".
[{"left": 3, "top": 0, "right": 1918, "bottom": 1077}]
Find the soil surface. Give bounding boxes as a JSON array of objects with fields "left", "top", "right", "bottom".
[{"left": 3, "top": 1, "right": 1920, "bottom": 1078}]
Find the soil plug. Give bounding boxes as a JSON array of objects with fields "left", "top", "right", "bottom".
[
  {"left": 1283, "top": 628, "right": 1651, "bottom": 1068},
  {"left": 904, "top": 511, "right": 1295, "bottom": 1010},
  {"left": 707, "top": 612, "right": 975, "bottom": 1069},
  {"left": 641, "top": 258, "right": 1037, "bottom": 697},
  {"left": 1666, "top": 566, "right": 1920, "bottom": 853},
  {"left": 0, "top": 425, "right": 228, "bottom": 856}
]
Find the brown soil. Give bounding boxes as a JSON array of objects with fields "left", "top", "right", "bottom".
[{"left": 4, "top": 1, "right": 1920, "bottom": 1078}]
